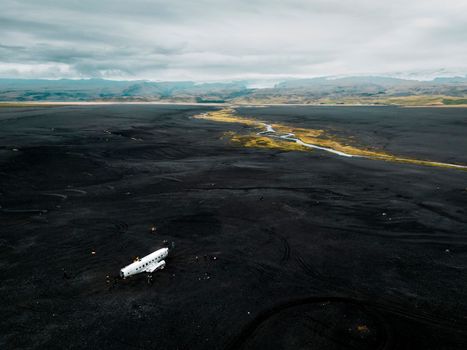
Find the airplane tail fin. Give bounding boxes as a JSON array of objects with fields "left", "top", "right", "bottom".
[{"left": 163, "top": 240, "right": 176, "bottom": 251}]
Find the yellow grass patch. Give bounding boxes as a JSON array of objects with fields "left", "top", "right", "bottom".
[
  {"left": 195, "top": 109, "right": 467, "bottom": 170},
  {"left": 195, "top": 109, "right": 261, "bottom": 127},
  {"left": 224, "top": 132, "right": 311, "bottom": 152}
]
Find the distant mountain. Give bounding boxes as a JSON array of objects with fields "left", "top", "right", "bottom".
[
  {"left": 1, "top": 76, "right": 466, "bottom": 105},
  {"left": 431, "top": 76, "right": 467, "bottom": 84},
  {"left": 275, "top": 76, "right": 415, "bottom": 88}
]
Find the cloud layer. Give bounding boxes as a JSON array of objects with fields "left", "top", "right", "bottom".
[{"left": 1, "top": 0, "right": 467, "bottom": 80}]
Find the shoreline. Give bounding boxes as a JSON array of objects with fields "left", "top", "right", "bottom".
[{"left": 1, "top": 101, "right": 467, "bottom": 108}]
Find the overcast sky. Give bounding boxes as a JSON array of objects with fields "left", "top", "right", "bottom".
[{"left": 1, "top": 0, "right": 467, "bottom": 81}]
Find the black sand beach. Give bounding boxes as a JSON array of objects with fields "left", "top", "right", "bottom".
[{"left": 1, "top": 105, "right": 467, "bottom": 349}]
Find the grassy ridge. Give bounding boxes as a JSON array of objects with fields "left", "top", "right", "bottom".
[
  {"left": 442, "top": 98, "right": 467, "bottom": 105},
  {"left": 1, "top": 95, "right": 467, "bottom": 107}
]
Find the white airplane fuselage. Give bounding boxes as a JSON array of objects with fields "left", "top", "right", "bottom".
[{"left": 120, "top": 247, "right": 169, "bottom": 278}]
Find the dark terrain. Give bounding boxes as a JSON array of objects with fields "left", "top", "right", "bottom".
[{"left": 1, "top": 105, "right": 466, "bottom": 349}]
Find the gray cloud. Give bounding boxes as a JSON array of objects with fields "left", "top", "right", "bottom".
[{"left": 1, "top": 0, "right": 466, "bottom": 80}]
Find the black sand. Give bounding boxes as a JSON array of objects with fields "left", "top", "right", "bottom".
[{"left": 1, "top": 105, "right": 466, "bottom": 349}]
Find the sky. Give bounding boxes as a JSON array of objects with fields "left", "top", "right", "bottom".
[{"left": 1, "top": 0, "right": 467, "bottom": 81}]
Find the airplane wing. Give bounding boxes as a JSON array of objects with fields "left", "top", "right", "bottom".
[{"left": 145, "top": 260, "right": 165, "bottom": 273}]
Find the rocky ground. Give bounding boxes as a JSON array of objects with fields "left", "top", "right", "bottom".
[{"left": 1, "top": 104, "right": 466, "bottom": 349}]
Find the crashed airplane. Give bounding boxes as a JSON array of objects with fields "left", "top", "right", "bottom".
[{"left": 120, "top": 247, "right": 168, "bottom": 279}]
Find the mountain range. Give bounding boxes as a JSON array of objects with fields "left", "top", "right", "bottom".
[{"left": 1, "top": 76, "right": 467, "bottom": 105}]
